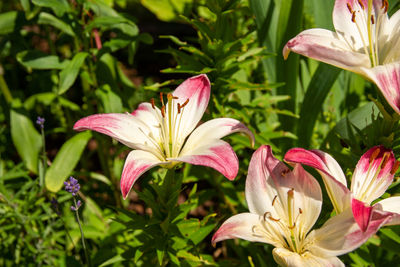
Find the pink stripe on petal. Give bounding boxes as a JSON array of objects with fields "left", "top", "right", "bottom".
[
  {"left": 352, "top": 198, "right": 373, "bottom": 232},
  {"left": 174, "top": 141, "right": 239, "bottom": 180},
  {"left": 172, "top": 74, "right": 211, "bottom": 108},
  {"left": 120, "top": 150, "right": 162, "bottom": 199}
]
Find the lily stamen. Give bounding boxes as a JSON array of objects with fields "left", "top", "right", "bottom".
[{"left": 391, "top": 160, "right": 400, "bottom": 174}]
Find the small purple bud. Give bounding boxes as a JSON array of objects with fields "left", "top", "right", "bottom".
[
  {"left": 71, "top": 205, "right": 77, "bottom": 211},
  {"left": 36, "top": 116, "right": 45, "bottom": 129},
  {"left": 76, "top": 200, "right": 82, "bottom": 209}
]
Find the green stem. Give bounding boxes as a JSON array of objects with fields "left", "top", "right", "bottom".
[
  {"left": 0, "top": 74, "right": 13, "bottom": 104},
  {"left": 39, "top": 127, "right": 47, "bottom": 187},
  {"left": 73, "top": 197, "right": 91, "bottom": 267},
  {"left": 367, "top": 0, "right": 376, "bottom": 66}
]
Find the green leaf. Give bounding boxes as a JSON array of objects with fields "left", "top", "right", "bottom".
[
  {"left": 10, "top": 108, "right": 42, "bottom": 174},
  {"left": 38, "top": 12, "right": 75, "bottom": 36},
  {"left": 95, "top": 84, "right": 123, "bottom": 113},
  {"left": 32, "top": 0, "right": 71, "bottom": 16},
  {"left": 156, "top": 248, "right": 165, "bottom": 266},
  {"left": 0, "top": 11, "right": 20, "bottom": 35},
  {"left": 58, "top": 52, "right": 88, "bottom": 94},
  {"left": 380, "top": 228, "right": 400, "bottom": 244},
  {"left": 297, "top": 63, "right": 341, "bottom": 147},
  {"left": 45, "top": 131, "right": 92, "bottom": 192},
  {"left": 17, "top": 50, "right": 67, "bottom": 70}
]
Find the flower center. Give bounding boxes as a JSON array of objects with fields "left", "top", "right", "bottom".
[
  {"left": 150, "top": 92, "right": 189, "bottom": 160},
  {"left": 252, "top": 188, "right": 305, "bottom": 254},
  {"left": 347, "top": 0, "right": 389, "bottom": 67}
]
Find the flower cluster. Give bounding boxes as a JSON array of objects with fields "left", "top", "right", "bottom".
[
  {"left": 64, "top": 176, "right": 80, "bottom": 196},
  {"left": 36, "top": 116, "right": 45, "bottom": 129}
]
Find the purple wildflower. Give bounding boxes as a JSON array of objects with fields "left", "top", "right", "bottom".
[
  {"left": 64, "top": 176, "right": 80, "bottom": 196},
  {"left": 36, "top": 116, "right": 45, "bottom": 129},
  {"left": 71, "top": 200, "right": 82, "bottom": 211}
]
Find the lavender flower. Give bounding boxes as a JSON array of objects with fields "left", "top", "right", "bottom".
[
  {"left": 64, "top": 176, "right": 80, "bottom": 196},
  {"left": 51, "top": 197, "right": 61, "bottom": 215},
  {"left": 36, "top": 116, "right": 45, "bottom": 129},
  {"left": 71, "top": 200, "right": 82, "bottom": 211}
]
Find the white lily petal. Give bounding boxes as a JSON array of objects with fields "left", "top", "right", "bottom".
[
  {"left": 351, "top": 146, "right": 396, "bottom": 204},
  {"left": 310, "top": 208, "right": 391, "bottom": 257},
  {"left": 120, "top": 150, "right": 165, "bottom": 199},
  {"left": 171, "top": 139, "right": 239, "bottom": 180},
  {"left": 180, "top": 118, "right": 255, "bottom": 155},
  {"left": 284, "top": 148, "right": 351, "bottom": 213},
  {"left": 375, "top": 196, "right": 400, "bottom": 226},
  {"left": 283, "top": 28, "right": 370, "bottom": 72},
  {"left": 73, "top": 113, "right": 161, "bottom": 156},
  {"left": 273, "top": 247, "right": 344, "bottom": 267},
  {"left": 211, "top": 213, "right": 275, "bottom": 245},
  {"left": 360, "top": 62, "right": 400, "bottom": 114},
  {"left": 171, "top": 74, "right": 210, "bottom": 139}
]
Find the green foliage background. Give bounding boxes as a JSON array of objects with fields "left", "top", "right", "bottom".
[{"left": 1, "top": 0, "right": 400, "bottom": 266}]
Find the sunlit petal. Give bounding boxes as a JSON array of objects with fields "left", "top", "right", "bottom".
[
  {"left": 375, "top": 196, "right": 400, "bottom": 226},
  {"left": 273, "top": 247, "right": 344, "bottom": 267}
]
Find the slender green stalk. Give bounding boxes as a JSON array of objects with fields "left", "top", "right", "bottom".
[
  {"left": 73, "top": 197, "right": 91, "bottom": 267},
  {"left": 0, "top": 74, "right": 13, "bottom": 104},
  {"left": 39, "top": 127, "right": 47, "bottom": 187}
]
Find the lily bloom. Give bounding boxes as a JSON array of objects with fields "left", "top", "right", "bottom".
[
  {"left": 284, "top": 146, "right": 400, "bottom": 232},
  {"left": 283, "top": 0, "right": 400, "bottom": 114},
  {"left": 74, "top": 74, "right": 254, "bottom": 198},
  {"left": 212, "top": 145, "right": 390, "bottom": 267}
]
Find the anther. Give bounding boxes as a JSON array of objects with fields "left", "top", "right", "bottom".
[
  {"left": 159, "top": 92, "right": 164, "bottom": 106},
  {"left": 371, "top": 14, "right": 375, "bottom": 24},
  {"left": 272, "top": 195, "right": 277, "bottom": 206},
  {"left": 263, "top": 211, "right": 280, "bottom": 222},
  {"left": 177, "top": 103, "right": 181, "bottom": 114},
  {"left": 358, "top": 0, "right": 365, "bottom": 9},
  {"left": 150, "top": 98, "right": 155, "bottom": 109},
  {"left": 370, "top": 148, "right": 381, "bottom": 163},
  {"left": 167, "top": 93, "right": 173, "bottom": 101},
  {"left": 352, "top": 11, "right": 356, "bottom": 23},
  {"left": 380, "top": 152, "right": 390, "bottom": 169},
  {"left": 281, "top": 169, "right": 290, "bottom": 177},
  {"left": 288, "top": 222, "right": 296, "bottom": 229},
  {"left": 161, "top": 106, "right": 166, "bottom": 117},
  {"left": 347, "top": 3, "right": 353, "bottom": 13},
  {"left": 181, "top": 98, "right": 189, "bottom": 108},
  {"left": 299, "top": 208, "right": 303, "bottom": 214},
  {"left": 391, "top": 160, "right": 400, "bottom": 175},
  {"left": 382, "top": 0, "right": 388, "bottom": 12}
]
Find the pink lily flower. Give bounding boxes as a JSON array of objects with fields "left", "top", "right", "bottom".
[
  {"left": 212, "top": 146, "right": 390, "bottom": 267},
  {"left": 283, "top": 0, "right": 400, "bottom": 114},
  {"left": 74, "top": 74, "right": 254, "bottom": 199},
  {"left": 284, "top": 146, "right": 400, "bottom": 232}
]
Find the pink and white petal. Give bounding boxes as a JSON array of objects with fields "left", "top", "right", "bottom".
[
  {"left": 291, "top": 164, "right": 322, "bottom": 237},
  {"left": 171, "top": 139, "right": 239, "bottom": 180},
  {"left": 352, "top": 198, "right": 373, "bottom": 232},
  {"left": 310, "top": 208, "right": 392, "bottom": 257},
  {"left": 180, "top": 118, "right": 254, "bottom": 156},
  {"left": 284, "top": 148, "right": 351, "bottom": 213},
  {"left": 171, "top": 74, "right": 211, "bottom": 138},
  {"left": 333, "top": 0, "right": 386, "bottom": 52},
  {"left": 273, "top": 248, "right": 344, "bottom": 267},
  {"left": 245, "top": 145, "right": 286, "bottom": 216},
  {"left": 284, "top": 148, "right": 347, "bottom": 186},
  {"left": 120, "top": 150, "right": 165, "bottom": 199},
  {"left": 351, "top": 146, "right": 396, "bottom": 204},
  {"left": 375, "top": 196, "right": 400, "bottom": 226},
  {"left": 131, "top": 102, "right": 162, "bottom": 141},
  {"left": 283, "top": 28, "right": 370, "bottom": 72},
  {"left": 211, "top": 213, "right": 274, "bottom": 245},
  {"left": 361, "top": 62, "right": 400, "bottom": 115},
  {"left": 73, "top": 113, "right": 160, "bottom": 154}
]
